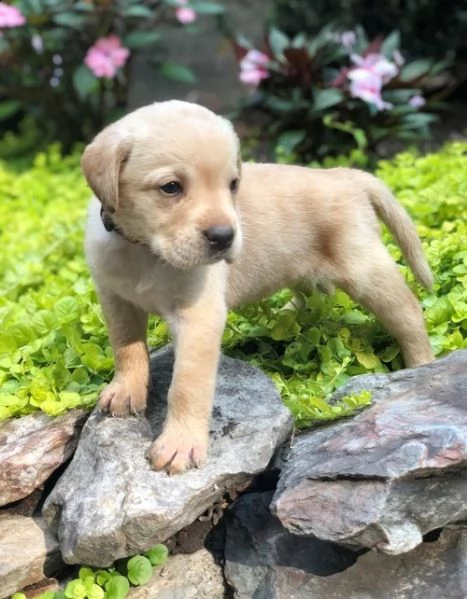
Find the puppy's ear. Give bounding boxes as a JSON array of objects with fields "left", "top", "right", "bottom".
[{"left": 81, "top": 129, "right": 132, "bottom": 212}]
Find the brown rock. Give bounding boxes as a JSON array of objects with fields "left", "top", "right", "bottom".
[
  {"left": 0, "top": 514, "right": 63, "bottom": 599},
  {"left": 0, "top": 409, "right": 88, "bottom": 506},
  {"left": 273, "top": 350, "right": 467, "bottom": 554},
  {"left": 128, "top": 549, "right": 225, "bottom": 599}
]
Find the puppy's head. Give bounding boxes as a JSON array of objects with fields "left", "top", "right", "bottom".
[{"left": 81, "top": 100, "right": 242, "bottom": 269}]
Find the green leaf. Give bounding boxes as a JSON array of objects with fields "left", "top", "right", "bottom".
[
  {"left": 79, "top": 566, "right": 95, "bottom": 581},
  {"left": 124, "top": 31, "right": 161, "bottom": 49},
  {"left": 95, "top": 570, "right": 112, "bottom": 586},
  {"left": 105, "top": 575, "right": 130, "bottom": 599},
  {"left": 55, "top": 296, "right": 80, "bottom": 323},
  {"left": 73, "top": 65, "right": 99, "bottom": 101},
  {"left": 268, "top": 26, "right": 289, "bottom": 58},
  {"left": 189, "top": 1, "right": 225, "bottom": 14},
  {"left": 145, "top": 544, "right": 169, "bottom": 566},
  {"left": 122, "top": 5, "right": 155, "bottom": 18},
  {"left": 73, "top": 1, "right": 94, "bottom": 11},
  {"left": 276, "top": 130, "right": 306, "bottom": 153},
  {"left": 65, "top": 579, "right": 87, "bottom": 599},
  {"left": 126, "top": 555, "right": 153, "bottom": 585},
  {"left": 19, "top": 0, "right": 43, "bottom": 14},
  {"left": 160, "top": 62, "right": 197, "bottom": 83},
  {"left": 52, "top": 12, "right": 87, "bottom": 29},
  {"left": 381, "top": 31, "right": 400, "bottom": 58},
  {"left": 355, "top": 350, "right": 381, "bottom": 369},
  {"left": 313, "top": 88, "right": 344, "bottom": 112},
  {"left": 0, "top": 101, "right": 22, "bottom": 121},
  {"left": 400, "top": 112, "right": 438, "bottom": 130},
  {"left": 399, "top": 59, "right": 432, "bottom": 82},
  {"left": 87, "top": 584, "right": 105, "bottom": 599}
]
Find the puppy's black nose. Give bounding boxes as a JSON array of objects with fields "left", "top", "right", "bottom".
[{"left": 203, "top": 226, "right": 235, "bottom": 251}]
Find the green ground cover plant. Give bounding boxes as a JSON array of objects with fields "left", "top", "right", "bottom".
[
  {"left": 10, "top": 543, "right": 169, "bottom": 598},
  {"left": 1, "top": 142, "right": 466, "bottom": 427}
]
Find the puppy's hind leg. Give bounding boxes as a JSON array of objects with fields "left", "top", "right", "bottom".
[{"left": 338, "top": 249, "right": 434, "bottom": 368}]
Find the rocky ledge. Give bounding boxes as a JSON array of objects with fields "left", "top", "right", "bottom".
[
  {"left": 1, "top": 349, "right": 466, "bottom": 597},
  {"left": 42, "top": 346, "right": 293, "bottom": 566}
]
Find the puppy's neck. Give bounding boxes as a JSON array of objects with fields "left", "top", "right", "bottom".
[{"left": 100, "top": 206, "right": 143, "bottom": 246}]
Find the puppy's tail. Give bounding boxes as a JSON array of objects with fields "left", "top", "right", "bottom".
[{"left": 363, "top": 174, "right": 433, "bottom": 290}]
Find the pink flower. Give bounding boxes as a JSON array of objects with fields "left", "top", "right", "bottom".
[
  {"left": 175, "top": 0, "right": 196, "bottom": 24},
  {"left": 350, "top": 53, "right": 398, "bottom": 83},
  {"left": 409, "top": 94, "right": 426, "bottom": 108},
  {"left": 348, "top": 69, "right": 393, "bottom": 111},
  {"left": 84, "top": 35, "right": 130, "bottom": 79},
  {"left": 346, "top": 52, "right": 398, "bottom": 111},
  {"left": 239, "top": 49, "right": 270, "bottom": 88},
  {"left": 340, "top": 31, "right": 356, "bottom": 49},
  {"left": 31, "top": 34, "right": 44, "bottom": 54},
  {"left": 0, "top": 2, "right": 26, "bottom": 28},
  {"left": 393, "top": 49, "right": 405, "bottom": 68}
]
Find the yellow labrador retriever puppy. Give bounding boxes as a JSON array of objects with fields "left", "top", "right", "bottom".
[{"left": 82, "top": 100, "right": 434, "bottom": 474}]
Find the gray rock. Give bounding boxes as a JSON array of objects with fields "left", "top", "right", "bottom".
[
  {"left": 272, "top": 350, "right": 467, "bottom": 554},
  {"left": 128, "top": 549, "right": 225, "bottom": 599},
  {"left": 43, "top": 347, "right": 293, "bottom": 566},
  {"left": 0, "top": 514, "right": 63, "bottom": 599},
  {"left": 0, "top": 409, "right": 88, "bottom": 507},
  {"left": 225, "top": 491, "right": 467, "bottom": 599}
]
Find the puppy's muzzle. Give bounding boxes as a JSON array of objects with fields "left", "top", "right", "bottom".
[{"left": 203, "top": 226, "right": 235, "bottom": 252}]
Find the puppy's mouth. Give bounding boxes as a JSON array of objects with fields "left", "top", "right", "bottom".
[
  {"left": 206, "top": 246, "right": 236, "bottom": 264},
  {"left": 148, "top": 226, "right": 241, "bottom": 270}
]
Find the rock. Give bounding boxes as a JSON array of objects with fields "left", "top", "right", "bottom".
[
  {"left": 224, "top": 491, "right": 467, "bottom": 599},
  {"left": 0, "top": 514, "right": 63, "bottom": 599},
  {"left": 0, "top": 409, "right": 88, "bottom": 507},
  {"left": 20, "top": 578, "right": 61, "bottom": 599},
  {"left": 128, "top": 549, "right": 225, "bottom": 599},
  {"left": 43, "top": 347, "right": 293, "bottom": 566},
  {"left": 272, "top": 350, "right": 467, "bottom": 554}
]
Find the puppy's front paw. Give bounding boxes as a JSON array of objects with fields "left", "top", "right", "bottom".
[
  {"left": 148, "top": 423, "right": 208, "bottom": 474},
  {"left": 99, "top": 377, "right": 147, "bottom": 417}
]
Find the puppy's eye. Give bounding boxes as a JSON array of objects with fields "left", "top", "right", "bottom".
[
  {"left": 160, "top": 181, "right": 182, "bottom": 195},
  {"left": 230, "top": 178, "right": 240, "bottom": 193}
]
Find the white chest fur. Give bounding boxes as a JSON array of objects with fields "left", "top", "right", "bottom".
[{"left": 84, "top": 198, "right": 216, "bottom": 317}]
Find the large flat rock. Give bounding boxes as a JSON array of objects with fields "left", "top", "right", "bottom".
[
  {"left": 272, "top": 350, "right": 467, "bottom": 554},
  {"left": 0, "top": 409, "right": 88, "bottom": 506},
  {"left": 0, "top": 514, "right": 63, "bottom": 599},
  {"left": 43, "top": 347, "right": 293, "bottom": 566},
  {"left": 225, "top": 491, "right": 467, "bottom": 599}
]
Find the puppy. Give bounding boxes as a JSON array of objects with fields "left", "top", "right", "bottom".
[{"left": 82, "top": 100, "right": 434, "bottom": 474}]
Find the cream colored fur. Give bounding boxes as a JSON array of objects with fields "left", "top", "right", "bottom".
[{"left": 83, "top": 100, "right": 434, "bottom": 474}]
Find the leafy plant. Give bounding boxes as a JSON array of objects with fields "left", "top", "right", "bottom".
[
  {"left": 0, "top": 0, "right": 224, "bottom": 150},
  {"left": 230, "top": 26, "right": 450, "bottom": 163},
  {"left": 125, "top": 555, "right": 153, "bottom": 586},
  {"left": 1, "top": 142, "right": 466, "bottom": 428},
  {"left": 11, "top": 545, "right": 170, "bottom": 598},
  {"left": 272, "top": 0, "right": 467, "bottom": 63},
  {"left": 145, "top": 543, "right": 169, "bottom": 566}
]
